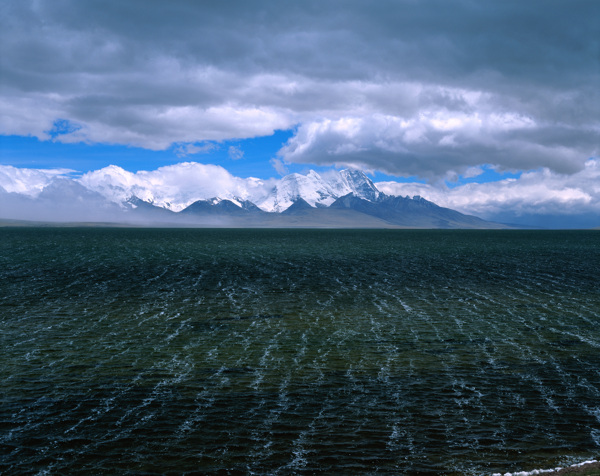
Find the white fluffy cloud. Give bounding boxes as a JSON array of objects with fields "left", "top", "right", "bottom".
[
  {"left": 0, "top": 165, "right": 75, "bottom": 197},
  {"left": 78, "top": 162, "right": 272, "bottom": 211},
  {"left": 277, "top": 105, "right": 595, "bottom": 178},
  {"left": 377, "top": 159, "right": 600, "bottom": 226}
]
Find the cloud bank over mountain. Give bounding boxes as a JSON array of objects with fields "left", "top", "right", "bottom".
[
  {"left": 1, "top": 0, "right": 598, "bottom": 180},
  {"left": 2, "top": 162, "right": 599, "bottom": 228},
  {"left": 377, "top": 159, "right": 600, "bottom": 228},
  {"left": 77, "top": 163, "right": 270, "bottom": 212}
]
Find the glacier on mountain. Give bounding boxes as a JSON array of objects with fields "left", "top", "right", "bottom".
[
  {"left": 76, "top": 164, "right": 380, "bottom": 213},
  {"left": 254, "top": 169, "right": 381, "bottom": 212}
]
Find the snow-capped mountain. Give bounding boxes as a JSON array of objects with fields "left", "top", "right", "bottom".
[
  {"left": 255, "top": 169, "right": 381, "bottom": 212},
  {"left": 78, "top": 163, "right": 268, "bottom": 212},
  {"left": 180, "top": 197, "right": 264, "bottom": 215},
  {"left": 72, "top": 164, "right": 384, "bottom": 213},
  {"left": 337, "top": 169, "right": 380, "bottom": 202},
  {"left": 255, "top": 170, "right": 336, "bottom": 212},
  {"left": 0, "top": 163, "right": 507, "bottom": 228}
]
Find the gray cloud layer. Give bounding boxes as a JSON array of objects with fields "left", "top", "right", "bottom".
[{"left": 1, "top": 0, "right": 598, "bottom": 178}]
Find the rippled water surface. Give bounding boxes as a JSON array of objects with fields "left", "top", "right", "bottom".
[{"left": 1, "top": 228, "right": 599, "bottom": 474}]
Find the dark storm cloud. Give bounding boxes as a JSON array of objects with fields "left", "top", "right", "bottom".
[{"left": 1, "top": 0, "right": 598, "bottom": 177}]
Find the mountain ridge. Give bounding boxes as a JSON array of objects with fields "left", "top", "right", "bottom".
[
  {"left": 1, "top": 168, "right": 509, "bottom": 228},
  {"left": 165, "top": 171, "right": 506, "bottom": 228}
]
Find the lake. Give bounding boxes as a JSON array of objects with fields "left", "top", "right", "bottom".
[{"left": 1, "top": 228, "right": 599, "bottom": 474}]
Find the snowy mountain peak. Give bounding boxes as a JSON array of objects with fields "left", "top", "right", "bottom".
[
  {"left": 255, "top": 170, "right": 337, "bottom": 212},
  {"left": 254, "top": 168, "right": 382, "bottom": 212},
  {"left": 40, "top": 162, "right": 384, "bottom": 214},
  {"left": 339, "top": 169, "right": 380, "bottom": 202}
]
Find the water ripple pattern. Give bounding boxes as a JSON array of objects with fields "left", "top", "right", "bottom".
[{"left": 1, "top": 229, "right": 599, "bottom": 474}]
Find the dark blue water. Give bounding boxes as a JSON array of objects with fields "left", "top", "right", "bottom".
[{"left": 1, "top": 228, "right": 599, "bottom": 474}]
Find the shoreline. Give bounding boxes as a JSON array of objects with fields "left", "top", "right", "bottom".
[{"left": 493, "top": 459, "right": 600, "bottom": 476}]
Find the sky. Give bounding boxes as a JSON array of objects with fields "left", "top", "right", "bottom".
[{"left": 1, "top": 0, "right": 599, "bottom": 227}]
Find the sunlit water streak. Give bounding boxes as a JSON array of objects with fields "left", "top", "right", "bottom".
[{"left": 1, "top": 228, "right": 599, "bottom": 475}]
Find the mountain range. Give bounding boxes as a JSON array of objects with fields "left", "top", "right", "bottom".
[
  {"left": 0, "top": 168, "right": 506, "bottom": 228},
  {"left": 110, "top": 169, "right": 506, "bottom": 228}
]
